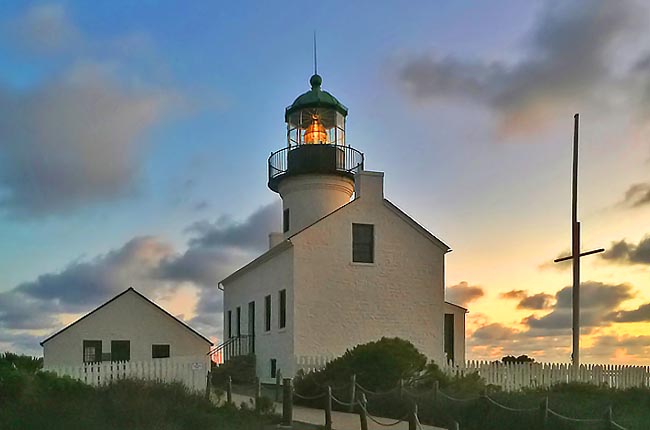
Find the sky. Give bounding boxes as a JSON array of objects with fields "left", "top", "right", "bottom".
[{"left": 0, "top": 0, "right": 649, "bottom": 364}]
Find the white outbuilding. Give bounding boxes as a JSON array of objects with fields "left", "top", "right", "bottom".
[
  {"left": 41, "top": 287, "right": 213, "bottom": 368},
  {"left": 217, "top": 73, "right": 466, "bottom": 382}
]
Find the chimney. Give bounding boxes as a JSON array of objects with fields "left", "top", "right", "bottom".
[{"left": 355, "top": 170, "right": 384, "bottom": 202}]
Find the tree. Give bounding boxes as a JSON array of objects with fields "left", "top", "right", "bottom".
[{"left": 501, "top": 355, "right": 535, "bottom": 364}]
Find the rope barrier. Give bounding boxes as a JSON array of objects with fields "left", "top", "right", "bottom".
[
  {"left": 547, "top": 409, "right": 606, "bottom": 424},
  {"left": 484, "top": 395, "right": 538, "bottom": 413},
  {"left": 437, "top": 390, "right": 479, "bottom": 403},
  {"left": 355, "top": 382, "right": 399, "bottom": 396},
  {"left": 358, "top": 402, "right": 409, "bottom": 427},
  {"left": 330, "top": 393, "right": 357, "bottom": 408},
  {"left": 292, "top": 390, "right": 327, "bottom": 401},
  {"left": 402, "top": 387, "right": 433, "bottom": 399}
]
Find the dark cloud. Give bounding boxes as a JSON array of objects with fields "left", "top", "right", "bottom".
[
  {"left": 622, "top": 183, "right": 650, "bottom": 208},
  {"left": 398, "top": 0, "right": 645, "bottom": 134},
  {"left": 0, "top": 65, "right": 172, "bottom": 217},
  {"left": 472, "top": 323, "right": 519, "bottom": 341},
  {"left": 523, "top": 281, "right": 634, "bottom": 331},
  {"left": 518, "top": 293, "right": 554, "bottom": 310},
  {"left": 500, "top": 290, "right": 527, "bottom": 300},
  {"left": 607, "top": 303, "right": 650, "bottom": 323},
  {"left": 446, "top": 281, "right": 484, "bottom": 307},
  {"left": 601, "top": 236, "right": 650, "bottom": 265}
]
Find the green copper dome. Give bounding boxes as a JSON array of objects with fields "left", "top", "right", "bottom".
[{"left": 285, "top": 74, "right": 348, "bottom": 121}]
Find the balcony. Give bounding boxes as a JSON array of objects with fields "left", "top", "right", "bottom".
[{"left": 268, "top": 144, "right": 364, "bottom": 192}]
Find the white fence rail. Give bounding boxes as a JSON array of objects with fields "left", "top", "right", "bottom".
[
  {"left": 295, "top": 355, "right": 333, "bottom": 374},
  {"left": 44, "top": 356, "right": 209, "bottom": 392},
  {"left": 442, "top": 360, "right": 650, "bottom": 391}
]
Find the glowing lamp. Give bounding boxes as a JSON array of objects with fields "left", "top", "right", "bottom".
[{"left": 304, "top": 117, "right": 328, "bottom": 144}]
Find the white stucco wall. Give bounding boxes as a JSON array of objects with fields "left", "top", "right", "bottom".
[
  {"left": 444, "top": 302, "right": 467, "bottom": 364},
  {"left": 222, "top": 247, "right": 294, "bottom": 383},
  {"left": 291, "top": 173, "right": 449, "bottom": 365},
  {"left": 278, "top": 174, "right": 354, "bottom": 237},
  {"left": 42, "top": 290, "right": 211, "bottom": 368}
]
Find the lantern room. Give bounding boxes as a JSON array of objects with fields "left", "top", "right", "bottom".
[
  {"left": 268, "top": 74, "right": 363, "bottom": 193},
  {"left": 285, "top": 74, "right": 347, "bottom": 147}
]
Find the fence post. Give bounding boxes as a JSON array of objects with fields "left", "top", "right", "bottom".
[
  {"left": 205, "top": 370, "right": 211, "bottom": 401},
  {"left": 255, "top": 377, "right": 262, "bottom": 411},
  {"left": 349, "top": 373, "right": 357, "bottom": 413},
  {"left": 539, "top": 397, "right": 548, "bottom": 430},
  {"left": 359, "top": 393, "right": 368, "bottom": 430},
  {"left": 399, "top": 378, "right": 404, "bottom": 400},
  {"left": 281, "top": 378, "right": 293, "bottom": 427},
  {"left": 275, "top": 369, "right": 282, "bottom": 402},
  {"left": 226, "top": 375, "right": 233, "bottom": 405},
  {"left": 325, "top": 386, "right": 333, "bottom": 430},
  {"left": 449, "top": 419, "right": 460, "bottom": 430},
  {"left": 408, "top": 402, "right": 418, "bottom": 430},
  {"left": 604, "top": 406, "right": 613, "bottom": 430}
]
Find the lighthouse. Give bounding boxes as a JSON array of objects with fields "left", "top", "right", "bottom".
[{"left": 268, "top": 74, "right": 364, "bottom": 237}]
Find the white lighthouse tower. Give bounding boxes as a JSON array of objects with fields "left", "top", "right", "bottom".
[{"left": 268, "top": 73, "right": 364, "bottom": 237}]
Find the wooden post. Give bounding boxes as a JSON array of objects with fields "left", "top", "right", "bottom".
[
  {"left": 449, "top": 419, "right": 460, "bottom": 430},
  {"left": 226, "top": 375, "right": 232, "bottom": 405},
  {"left": 408, "top": 402, "right": 418, "bottom": 430},
  {"left": 399, "top": 378, "right": 404, "bottom": 400},
  {"left": 359, "top": 393, "right": 368, "bottom": 430},
  {"left": 325, "top": 386, "right": 333, "bottom": 430},
  {"left": 281, "top": 378, "right": 293, "bottom": 427},
  {"left": 539, "top": 397, "right": 548, "bottom": 430},
  {"left": 432, "top": 380, "right": 439, "bottom": 402},
  {"left": 255, "top": 377, "right": 262, "bottom": 411},
  {"left": 349, "top": 373, "right": 357, "bottom": 413},
  {"left": 275, "top": 369, "right": 282, "bottom": 402},
  {"left": 604, "top": 406, "right": 613, "bottom": 430}
]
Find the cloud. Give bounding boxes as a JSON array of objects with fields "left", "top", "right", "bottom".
[
  {"left": 622, "top": 183, "right": 650, "bottom": 208},
  {"left": 0, "top": 202, "right": 280, "bottom": 354},
  {"left": 398, "top": 0, "right": 647, "bottom": 134},
  {"left": 601, "top": 236, "right": 650, "bottom": 265},
  {"left": 523, "top": 281, "right": 634, "bottom": 331},
  {"left": 0, "top": 63, "right": 173, "bottom": 217},
  {"left": 500, "top": 290, "right": 527, "bottom": 300},
  {"left": 446, "top": 281, "right": 484, "bottom": 307},
  {"left": 472, "top": 323, "right": 519, "bottom": 341},
  {"left": 518, "top": 293, "right": 554, "bottom": 310},
  {"left": 607, "top": 303, "right": 650, "bottom": 322},
  {"left": 5, "top": 3, "right": 81, "bottom": 54}
]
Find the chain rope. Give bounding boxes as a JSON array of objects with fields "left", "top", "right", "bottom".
[
  {"left": 358, "top": 401, "right": 409, "bottom": 427},
  {"left": 292, "top": 390, "right": 326, "bottom": 401}
]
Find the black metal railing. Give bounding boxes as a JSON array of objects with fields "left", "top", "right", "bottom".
[
  {"left": 268, "top": 144, "right": 364, "bottom": 191},
  {"left": 208, "top": 335, "right": 254, "bottom": 362}
]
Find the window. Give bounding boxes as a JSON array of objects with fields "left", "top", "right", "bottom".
[
  {"left": 236, "top": 306, "right": 241, "bottom": 337},
  {"left": 248, "top": 301, "right": 255, "bottom": 336},
  {"left": 152, "top": 344, "right": 170, "bottom": 359},
  {"left": 444, "top": 314, "right": 455, "bottom": 363},
  {"left": 264, "top": 295, "right": 271, "bottom": 332},
  {"left": 279, "top": 289, "right": 286, "bottom": 329},
  {"left": 227, "top": 310, "right": 232, "bottom": 338},
  {"left": 283, "top": 209, "right": 290, "bottom": 233},
  {"left": 111, "top": 340, "right": 130, "bottom": 362},
  {"left": 270, "top": 359, "right": 277, "bottom": 378},
  {"left": 83, "top": 340, "right": 102, "bottom": 363},
  {"left": 352, "top": 223, "right": 374, "bottom": 263}
]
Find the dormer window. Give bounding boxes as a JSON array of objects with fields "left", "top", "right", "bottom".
[{"left": 352, "top": 223, "right": 374, "bottom": 263}]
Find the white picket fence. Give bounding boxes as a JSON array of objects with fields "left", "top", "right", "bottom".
[
  {"left": 44, "top": 355, "right": 210, "bottom": 392},
  {"left": 442, "top": 360, "right": 650, "bottom": 391},
  {"left": 295, "top": 355, "right": 333, "bottom": 374}
]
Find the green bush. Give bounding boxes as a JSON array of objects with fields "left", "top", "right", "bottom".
[{"left": 211, "top": 354, "right": 256, "bottom": 386}]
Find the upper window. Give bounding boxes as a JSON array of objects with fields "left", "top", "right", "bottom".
[
  {"left": 283, "top": 209, "right": 290, "bottom": 233},
  {"left": 152, "top": 344, "right": 170, "bottom": 359},
  {"left": 352, "top": 223, "right": 374, "bottom": 263},
  {"left": 83, "top": 340, "right": 102, "bottom": 363},
  {"left": 111, "top": 340, "right": 130, "bottom": 362},
  {"left": 279, "top": 289, "right": 287, "bottom": 329},
  {"left": 264, "top": 295, "right": 272, "bottom": 332}
]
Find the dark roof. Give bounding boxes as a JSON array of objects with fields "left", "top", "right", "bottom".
[
  {"left": 285, "top": 74, "right": 348, "bottom": 120},
  {"left": 40, "top": 287, "right": 213, "bottom": 346}
]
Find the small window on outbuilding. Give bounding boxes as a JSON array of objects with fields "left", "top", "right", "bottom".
[
  {"left": 270, "top": 359, "right": 277, "bottom": 378},
  {"left": 152, "top": 344, "right": 170, "bottom": 359},
  {"left": 83, "top": 340, "right": 102, "bottom": 363},
  {"left": 352, "top": 223, "right": 374, "bottom": 263},
  {"left": 111, "top": 340, "right": 130, "bottom": 362},
  {"left": 283, "top": 209, "right": 290, "bottom": 233}
]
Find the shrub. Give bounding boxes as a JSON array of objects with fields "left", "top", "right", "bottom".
[{"left": 211, "top": 354, "right": 256, "bottom": 386}]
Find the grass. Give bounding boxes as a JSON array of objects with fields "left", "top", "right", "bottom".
[{"left": 0, "top": 363, "right": 279, "bottom": 430}]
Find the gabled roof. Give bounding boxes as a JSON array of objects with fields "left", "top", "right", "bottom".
[
  {"left": 40, "top": 287, "right": 213, "bottom": 346},
  {"left": 445, "top": 301, "right": 469, "bottom": 313},
  {"left": 382, "top": 199, "right": 451, "bottom": 252}
]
